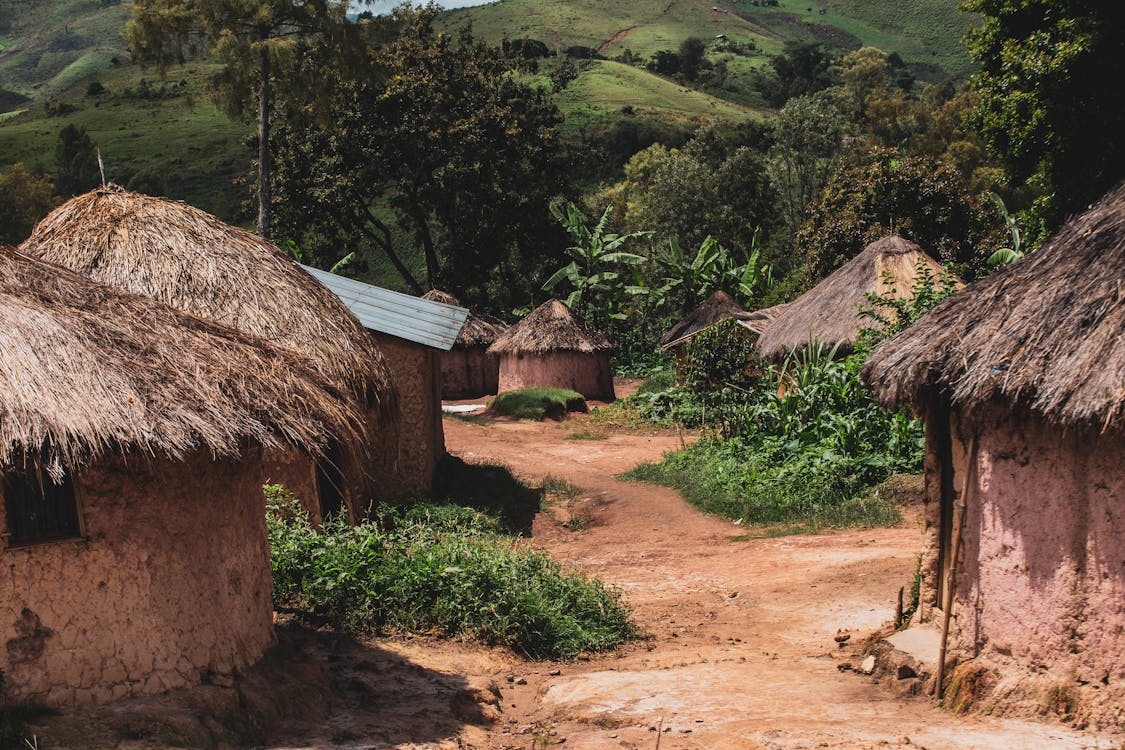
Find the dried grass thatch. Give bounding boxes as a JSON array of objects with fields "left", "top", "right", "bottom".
[
  {"left": 422, "top": 289, "right": 507, "bottom": 347},
  {"left": 19, "top": 186, "right": 395, "bottom": 420},
  {"left": 756, "top": 236, "right": 958, "bottom": 358},
  {"left": 0, "top": 247, "right": 365, "bottom": 474},
  {"left": 736, "top": 303, "right": 787, "bottom": 337},
  {"left": 660, "top": 291, "right": 749, "bottom": 350},
  {"left": 488, "top": 299, "right": 612, "bottom": 355},
  {"left": 863, "top": 183, "right": 1125, "bottom": 432}
]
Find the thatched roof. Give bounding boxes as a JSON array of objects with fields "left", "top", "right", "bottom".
[
  {"left": 488, "top": 299, "right": 612, "bottom": 355},
  {"left": 863, "top": 183, "right": 1125, "bottom": 432},
  {"left": 422, "top": 289, "right": 508, "bottom": 347},
  {"left": 756, "top": 236, "right": 957, "bottom": 358},
  {"left": 19, "top": 186, "right": 395, "bottom": 420},
  {"left": 736, "top": 303, "right": 787, "bottom": 337},
  {"left": 0, "top": 247, "right": 365, "bottom": 474},
  {"left": 660, "top": 291, "right": 749, "bottom": 350}
]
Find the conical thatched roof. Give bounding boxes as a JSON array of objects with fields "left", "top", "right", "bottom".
[
  {"left": 19, "top": 186, "right": 395, "bottom": 420},
  {"left": 0, "top": 246, "right": 365, "bottom": 474},
  {"left": 422, "top": 289, "right": 508, "bottom": 347},
  {"left": 756, "top": 236, "right": 958, "bottom": 358},
  {"left": 660, "top": 291, "right": 749, "bottom": 350},
  {"left": 488, "top": 299, "right": 612, "bottom": 355},
  {"left": 863, "top": 183, "right": 1125, "bottom": 432},
  {"left": 736, "top": 303, "right": 787, "bottom": 337}
]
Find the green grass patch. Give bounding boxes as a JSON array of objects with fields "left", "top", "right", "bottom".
[
  {"left": 266, "top": 486, "right": 636, "bottom": 659},
  {"left": 566, "top": 430, "right": 608, "bottom": 441},
  {"left": 624, "top": 438, "right": 901, "bottom": 531},
  {"left": 488, "top": 388, "right": 587, "bottom": 420}
]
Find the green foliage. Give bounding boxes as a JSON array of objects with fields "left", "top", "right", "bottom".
[
  {"left": 54, "top": 123, "right": 99, "bottom": 197},
  {"left": 794, "top": 149, "right": 998, "bottom": 281},
  {"left": 489, "top": 389, "right": 588, "bottom": 421},
  {"left": 265, "top": 486, "right": 635, "bottom": 659},
  {"left": 543, "top": 202, "right": 650, "bottom": 321},
  {"left": 270, "top": 7, "right": 568, "bottom": 303},
  {"left": 854, "top": 259, "right": 961, "bottom": 356},
  {"left": 964, "top": 0, "right": 1125, "bottom": 230},
  {"left": 653, "top": 232, "right": 773, "bottom": 313},
  {"left": 0, "top": 164, "right": 57, "bottom": 245},
  {"left": 984, "top": 192, "right": 1025, "bottom": 267}
]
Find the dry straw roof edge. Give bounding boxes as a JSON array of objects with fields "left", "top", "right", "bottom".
[
  {"left": 488, "top": 299, "right": 612, "bottom": 355},
  {"left": 19, "top": 186, "right": 396, "bottom": 422},
  {"left": 422, "top": 289, "right": 508, "bottom": 347},
  {"left": 659, "top": 291, "right": 749, "bottom": 350},
  {"left": 863, "top": 182, "right": 1125, "bottom": 432},
  {"left": 0, "top": 247, "right": 366, "bottom": 473},
  {"left": 756, "top": 236, "right": 957, "bottom": 358}
]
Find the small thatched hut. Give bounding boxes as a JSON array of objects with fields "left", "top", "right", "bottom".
[
  {"left": 756, "top": 236, "right": 957, "bottom": 359},
  {"left": 489, "top": 299, "right": 615, "bottom": 401},
  {"left": 423, "top": 290, "right": 508, "bottom": 399},
  {"left": 301, "top": 268, "right": 469, "bottom": 498},
  {"left": 19, "top": 186, "right": 397, "bottom": 517},
  {"left": 659, "top": 291, "right": 749, "bottom": 352},
  {"left": 0, "top": 247, "right": 363, "bottom": 706},
  {"left": 862, "top": 185, "right": 1125, "bottom": 725}
]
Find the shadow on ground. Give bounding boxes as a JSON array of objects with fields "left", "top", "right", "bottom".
[
  {"left": 432, "top": 454, "right": 543, "bottom": 536},
  {"left": 26, "top": 624, "right": 485, "bottom": 749}
]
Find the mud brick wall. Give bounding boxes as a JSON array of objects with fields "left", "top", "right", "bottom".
[
  {"left": 260, "top": 447, "right": 321, "bottom": 524},
  {"left": 440, "top": 346, "right": 500, "bottom": 399},
  {"left": 369, "top": 332, "right": 443, "bottom": 500},
  {"left": 0, "top": 449, "right": 275, "bottom": 706},
  {"left": 497, "top": 351, "right": 615, "bottom": 402}
]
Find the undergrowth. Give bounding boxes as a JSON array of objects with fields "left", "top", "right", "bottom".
[
  {"left": 266, "top": 486, "right": 635, "bottom": 659},
  {"left": 488, "top": 388, "right": 587, "bottom": 420}
]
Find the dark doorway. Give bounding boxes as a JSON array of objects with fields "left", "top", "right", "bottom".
[{"left": 315, "top": 445, "right": 346, "bottom": 522}]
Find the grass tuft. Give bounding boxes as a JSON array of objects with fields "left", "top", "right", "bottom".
[{"left": 488, "top": 388, "right": 587, "bottom": 420}]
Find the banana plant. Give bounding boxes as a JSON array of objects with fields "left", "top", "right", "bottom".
[
  {"left": 543, "top": 202, "right": 652, "bottom": 319},
  {"left": 281, "top": 238, "right": 357, "bottom": 274},
  {"left": 655, "top": 230, "right": 773, "bottom": 312},
  {"left": 986, "top": 192, "right": 1025, "bottom": 266}
]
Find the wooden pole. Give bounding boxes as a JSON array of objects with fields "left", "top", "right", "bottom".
[{"left": 934, "top": 435, "right": 977, "bottom": 700}]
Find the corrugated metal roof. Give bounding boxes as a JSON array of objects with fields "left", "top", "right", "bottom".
[{"left": 300, "top": 265, "right": 468, "bottom": 351}]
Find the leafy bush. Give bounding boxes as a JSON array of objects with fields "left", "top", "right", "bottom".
[
  {"left": 266, "top": 487, "right": 635, "bottom": 659},
  {"left": 488, "top": 388, "right": 587, "bottom": 420}
]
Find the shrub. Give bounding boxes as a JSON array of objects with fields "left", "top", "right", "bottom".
[
  {"left": 265, "top": 487, "right": 636, "bottom": 659},
  {"left": 488, "top": 388, "right": 587, "bottom": 420}
]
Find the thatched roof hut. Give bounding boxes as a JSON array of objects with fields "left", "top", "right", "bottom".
[
  {"left": 0, "top": 246, "right": 362, "bottom": 472},
  {"left": 859, "top": 186, "right": 1125, "bottom": 725},
  {"left": 756, "top": 236, "right": 957, "bottom": 359},
  {"left": 423, "top": 290, "right": 508, "bottom": 398},
  {"left": 0, "top": 247, "right": 364, "bottom": 706},
  {"left": 660, "top": 291, "right": 749, "bottom": 351},
  {"left": 18, "top": 186, "right": 395, "bottom": 418},
  {"left": 488, "top": 299, "right": 615, "bottom": 401}
]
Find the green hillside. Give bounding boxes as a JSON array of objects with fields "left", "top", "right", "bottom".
[{"left": 444, "top": 0, "right": 974, "bottom": 80}]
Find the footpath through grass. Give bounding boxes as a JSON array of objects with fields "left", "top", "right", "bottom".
[{"left": 267, "top": 484, "right": 636, "bottom": 660}]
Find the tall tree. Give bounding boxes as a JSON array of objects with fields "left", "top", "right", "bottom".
[
  {"left": 0, "top": 164, "right": 58, "bottom": 245},
  {"left": 54, "top": 124, "right": 100, "bottom": 197},
  {"left": 270, "top": 7, "right": 570, "bottom": 306},
  {"left": 125, "top": 0, "right": 373, "bottom": 238},
  {"left": 964, "top": 0, "right": 1125, "bottom": 230}
]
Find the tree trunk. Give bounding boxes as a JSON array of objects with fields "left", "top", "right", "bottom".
[{"left": 257, "top": 45, "right": 272, "bottom": 240}]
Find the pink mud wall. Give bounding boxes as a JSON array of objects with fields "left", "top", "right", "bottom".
[
  {"left": 369, "top": 332, "right": 444, "bottom": 500},
  {"left": 0, "top": 448, "right": 275, "bottom": 706},
  {"left": 944, "top": 405, "right": 1123, "bottom": 690},
  {"left": 440, "top": 346, "right": 499, "bottom": 399},
  {"left": 497, "top": 351, "right": 615, "bottom": 402},
  {"left": 260, "top": 448, "right": 322, "bottom": 524}
]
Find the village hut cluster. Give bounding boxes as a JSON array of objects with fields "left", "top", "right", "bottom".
[
  {"left": 0, "top": 186, "right": 467, "bottom": 706},
  {"left": 422, "top": 289, "right": 508, "bottom": 399}
]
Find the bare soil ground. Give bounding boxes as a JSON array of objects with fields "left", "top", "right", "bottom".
[{"left": 29, "top": 382, "right": 1121, "bottom": 749}]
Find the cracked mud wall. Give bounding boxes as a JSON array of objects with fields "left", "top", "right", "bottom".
[{"left": 0, "top": 449, "right": 275, "bottom": 706}]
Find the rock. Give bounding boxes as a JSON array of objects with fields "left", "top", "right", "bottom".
[
  {"left": 451, "top": 678, "right": 503, "bottom": 725},
  {"left": 837, "top": 662, "right": 854, "bottom": 672},
  {"left": 897, "top": 664, "right": 917, "bottom": 680},
  {"left": 548, "top": 669, "right": 561, "bottom": 676},
  {"left": 860, "top": 655, "right": 877, "bottom": 675},
  {"left": 834, "top": 633, "right": 851, "bottom": 644}
]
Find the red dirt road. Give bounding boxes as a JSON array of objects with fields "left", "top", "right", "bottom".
[{"left": 440, "top": 394, "right": 1118, "bottom": 750}]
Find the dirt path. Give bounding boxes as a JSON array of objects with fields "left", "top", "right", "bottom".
[{"left": 441, "top": 394, "right": 1116, "bottom": 749}]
